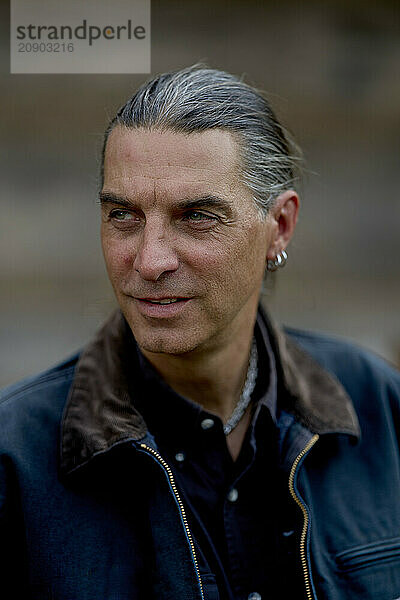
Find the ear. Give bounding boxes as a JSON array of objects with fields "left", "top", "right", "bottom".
[{"left": 266, "top": 190, "right": 299, "bottom": 262}]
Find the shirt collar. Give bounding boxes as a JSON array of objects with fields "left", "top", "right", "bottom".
[{"left": 132, "top": 311, "right": 278, "bottom": 446}]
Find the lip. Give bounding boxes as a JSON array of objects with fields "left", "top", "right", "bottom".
[{"left": 133, "top": 297, "right": 192, "bottom": 318}]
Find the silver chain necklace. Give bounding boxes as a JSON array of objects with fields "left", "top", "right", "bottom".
[{"left": 223, "top": 338, "right": 258, "bottom": 436}]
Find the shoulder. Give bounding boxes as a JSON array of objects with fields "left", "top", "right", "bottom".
[
  {"left": 0, "top": 353, "right": 80, "bottom": 444},
  {"left": 284, "top": 326, "right": 400, "bottom": 402}
]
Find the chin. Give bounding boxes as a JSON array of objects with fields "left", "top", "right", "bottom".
[
  {"left": 127, "top": 323, "right": 202, "bottom": 356},
  {"left": 137, "top": 335, "right": 198, "bottom": 356}
]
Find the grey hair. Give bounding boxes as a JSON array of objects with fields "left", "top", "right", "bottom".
[{"left": 101, "top": 64, "right": 303, "bottom": 218}]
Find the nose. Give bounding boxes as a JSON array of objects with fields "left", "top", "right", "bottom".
[{"left": 133, "top": 221, "right": 179, "bottom": 281}]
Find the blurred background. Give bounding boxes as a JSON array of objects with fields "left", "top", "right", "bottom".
[{"left": 1, "top": 0, "right": 399, "bottom": 387}]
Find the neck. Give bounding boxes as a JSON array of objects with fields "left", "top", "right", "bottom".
[{"left": 141, "top": 324, "right": 257, "bottom": 424}]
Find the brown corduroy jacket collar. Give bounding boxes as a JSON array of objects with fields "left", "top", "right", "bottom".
[{"left": 60, "top": 308, "right": 360, "bottom": 476}]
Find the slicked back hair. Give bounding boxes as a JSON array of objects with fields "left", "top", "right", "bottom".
[{"left": 100, "top": 65, "right": 303, "bottom": 218}]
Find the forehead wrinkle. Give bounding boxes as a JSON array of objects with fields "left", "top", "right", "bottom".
[
  {"left": 106, "top": 171, "right": 239, "bottom": 201},
  {"left": 106, "top": 165, "right": 237, "bottom": 183},
  {"left": 103, "top": 128, "right": 247, "bottom": 208}
]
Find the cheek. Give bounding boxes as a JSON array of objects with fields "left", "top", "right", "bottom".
[
  {"left": 223, "top": 224, "right": 268, "bottom": 272},
  {"left": 188, "top": 230, "right": 267, "bottom": 297},
  {"left": 101, "top": 234, "right": 135, "bottom": 280}
]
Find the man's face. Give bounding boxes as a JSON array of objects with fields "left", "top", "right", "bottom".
[{"left": 101, "top": 126, "right": 274, "bottom": 356}]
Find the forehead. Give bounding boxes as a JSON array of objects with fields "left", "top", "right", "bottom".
[{"left": 102, "top": 126, "right": 243, "bottom": 199}]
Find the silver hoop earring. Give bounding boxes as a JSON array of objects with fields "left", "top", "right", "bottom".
[{"left": 267, "top": 249, "right": 288, "bottom": 272}]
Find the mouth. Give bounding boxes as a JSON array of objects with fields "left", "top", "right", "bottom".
[
  {"left": 133, "top": 296, "right": 192, "bottom": 318},
  {"left": 137, "top": 297, "right": 188, "bottom": 305}
]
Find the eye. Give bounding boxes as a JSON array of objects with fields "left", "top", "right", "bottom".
[
  {"left": 110, "top": 209, "right": 134, "bottom": 221},
  {"left": 184, "top": 210, "right": 217, "bottom": 224},
  {"left": 189, "top": 211, "right": 207, "bottom": 221}
]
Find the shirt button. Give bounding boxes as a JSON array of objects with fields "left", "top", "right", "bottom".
[
  {"left": 227, "top": 488, "right": 238, "bottom": 502},
  {"left": 248, "top": 593, "right": 262, "bottom": 600},
  {"left": 282, "top": 529, "right": 294, "bottom": 537},
  {"left": 200, "top": 418, "right": 215, "bottom": 430},
  {"left": 175, "top": 452, "right": 185, "bottom": 463}
]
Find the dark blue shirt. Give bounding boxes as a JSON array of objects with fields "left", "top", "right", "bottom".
[{"left": 134, "top": 314, "right": 303, "bottom": 600}]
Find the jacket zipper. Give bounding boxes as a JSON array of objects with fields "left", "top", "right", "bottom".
[
  {"left": 288, "top": 434, "right": 319, "bottom": 600},
  {"left": 139, "top": 443, "right": 205, "bottom": 600}
]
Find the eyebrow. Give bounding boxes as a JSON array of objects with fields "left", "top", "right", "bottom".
[
  {"left": 99, "top": 191, "right": 233, "bottom": 216},
  {"left": 98, "top": 192, "right": 135, "bottom": 208}
]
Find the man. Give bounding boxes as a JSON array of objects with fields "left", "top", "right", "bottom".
[{"left": 1, "top": 65, "right": 400, "bottom": 600}]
